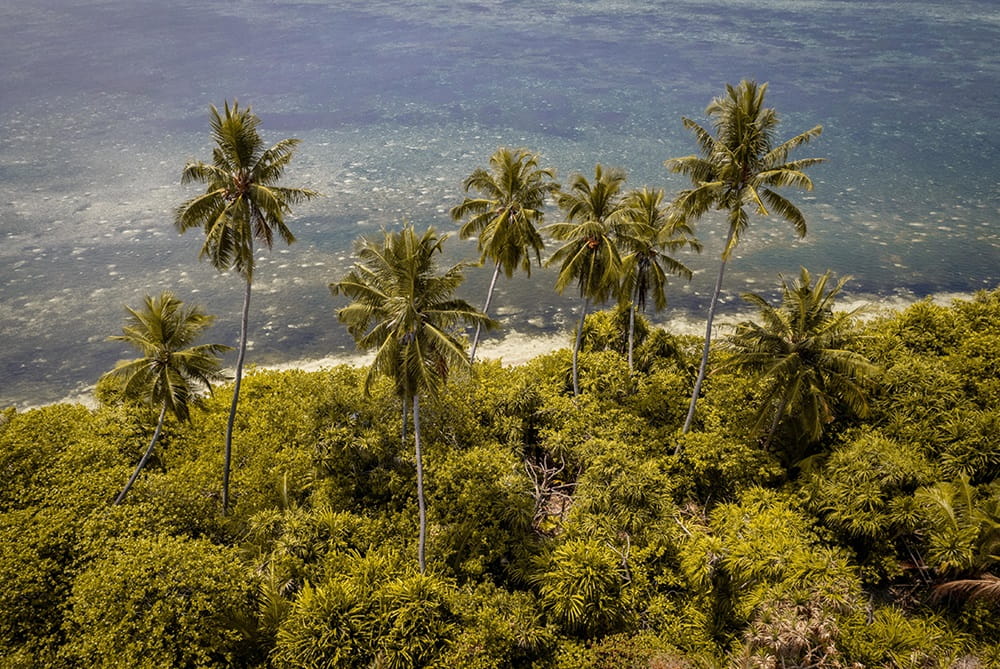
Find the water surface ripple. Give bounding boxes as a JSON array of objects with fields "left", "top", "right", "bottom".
[{"left": 1, "top": 0, "right": 998, "bottom": 407}]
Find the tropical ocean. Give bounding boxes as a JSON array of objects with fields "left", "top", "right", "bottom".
[{"left": 1, "top": 0, "right": 998, "bottom": 408}]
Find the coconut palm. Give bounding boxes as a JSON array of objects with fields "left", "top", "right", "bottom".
[
  {"left": 618, "top": 187, "right": 700, "bottom": 371},
  {"left": 330, "top": 224, "right": 493, "bottom": 573},
  {"left": 722, "top": 268, "right": 876, "bottom": 451},
  {"left": 450, "top": 147, "right": 559, "bottom": 362},
  {"left": 545, "top": 165, "right": 628, "bottom": 396},
  {"left": 919, "top": 475, "right": 1000, "bottom": 602},
  {"left": 665, "top": 80, "right": 824, "bottom": 436},
  {"left": 103, "top": 292, "right": 230, "bottom": 505},
  {"left": 175, "top": 101, "right": 319, "bottom": 513}
]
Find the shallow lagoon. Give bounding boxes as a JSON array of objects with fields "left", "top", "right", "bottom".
[{"left": 1, "top": 0, "right": 998, "bottom": 407}]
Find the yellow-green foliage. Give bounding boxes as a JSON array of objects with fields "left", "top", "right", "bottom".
[
  {"left": 673, "top": 430, "right": 784, "bottom": 503},
  {"left": 274, "top": 551, "right": 456, "bottom": 669},
  {"left": 566, "top": 449, "right": 676, "bottom": 540},
  {"left": 915, "top": 477, "right": 1000, "bottom": 574},
  {"left": 806, "top": 430, "right": 935, "bottom": 542},
  {"left": 433, "top": 583, "right": 553, "bottom": 669},
  {"left": 4, "top": 291, "right": 1000, "bottom": 666},
  {"left": 0, "top": 404, "right": 95, "bottom": 511},
  {"left": 553, "top": 631, "right": 698, "bottom": 669},
  {"left": 427, "top": 444, "right": 534, "bottom": 580},
  {"left": 62, "top": 534, "right": 252, "bottom": 668},
  {"left": 842, "top": 606, "right": 968, "bottom": 668},
  {"left": 531, "top": 538, "right": 632, "bottom": 637},
  {"left": 0, "top": 507, "right": 77, "bottom": 664}
]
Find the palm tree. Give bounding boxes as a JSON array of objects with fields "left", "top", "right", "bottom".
[
  {"left": 545, "top": 165, "right": 628, "bottom": 396},
  {"left": 175, "top": 101, "right": 319, "bottom": 513},
  {"left": 103, "top": 292, "right": 230, "bottom": 505},
  {"left": 330, "top": 224, "right": 493, "bottom": 573},
  {"left": 665, "top": 80, "right": 824, "bottom": 436},
  {"left": 618, "top": 187, "right": 700, "bottom": 372},
  {"left": 722, "top": 268, "right": 876, "bottom": 451},
  {"left": 919, "top": 475, "right": 1000, "bottom": 601},
  {"left": 450, "top": 147, "right": 559, "bottom": 362}
]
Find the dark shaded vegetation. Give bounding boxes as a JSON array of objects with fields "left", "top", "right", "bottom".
[{"left": 2, "top": 292, "right": 999, "bottom": 667}]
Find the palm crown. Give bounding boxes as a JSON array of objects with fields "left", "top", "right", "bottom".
[
  {"left": 665, "top": 80, "right": 823, "bottom": 258},
  {"left": 175, "top": 101, "right": 319, "bottom": 279},
  {"left": 451, "top": 147, "right": 558, "bottom": 278},
  {"left": 546, "top": 164, "right": 629, "bottom": 304},
  {"left": 104, "top": 292, "right": 230, "bottom": 422},
  {"left": 723, "top": 268, "right": 877, "bottom": 447},
  {"left": 331, "top": 224, "right": 493, "bottom": 399},
  {"left": 618, "top": 187, "right": 700, "bottom": 313}
]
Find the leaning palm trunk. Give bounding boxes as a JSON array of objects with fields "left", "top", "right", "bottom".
[
  {"left": 222, "top": 273, "right": 252, "bottom": 514},
  {"left": 680, "top": 226, "right": 736, "bottom": 443},
  {"left": 572, "top": 297, "right": 590, "bottom": 397},
  {"left": 114, "top": 402, "right": 168, "bottom": 505},
  {"left": 413, "top": 394, "right": 427, "bottom": 574},
  {"left": 469, "top": 260, "right": 502, "bottom": 363},
  {"left": 627, "top": 282, "right": 641, "bottom": 373},
  {"left": 763, "top": 392, "right": 790, "bottom": 452}
]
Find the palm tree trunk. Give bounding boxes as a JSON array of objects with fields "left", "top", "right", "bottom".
[
  {"left": 401, "top": 396, "right": 408, "bottom": 445},
  {"left": 627, "top": 283, "right": 640, "bottom": 373},
  {"left": 573, "top": 297, "right": 590, "bottom": 397},
  {"left": 412, "top": 393, "right": 427, "bottom": 574},
  {"left": 763, "top": 399, "right": 788, "bottom": 452},
  {"left": 763, "top": 381, "right": 798, "bottom": 451},
  {"left": 469, "top": 260, "right": 502, "bottom": 364},
  {"left": 113, "top": 401, "right": 168, "bottom": 506},
  {"left": 679, "top": 226, "right": 736, "bottom": 444},
  {"left": 222, "top": 274, "right": 252, "bottom": 514}
]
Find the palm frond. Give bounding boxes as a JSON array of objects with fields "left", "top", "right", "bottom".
[
  {"left": 724, "top": 269, "right": 876, "bottom": 445},
  {"left": 103, "top": 292, "right": 228, "bottom": 420},
  {"left": 664, "top": 80, "right": 823, "bottom": 262},
  {"left": 331, "top": 224, "right": 488, "bottom": 400},
  {"left": 177, "top": 101, "right": 319, "bottom": 280},
  {"left": 933, "top": 574, "right": 1000, "bottom": 602}
]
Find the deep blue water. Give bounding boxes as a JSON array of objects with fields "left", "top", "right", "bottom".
[{"left": 1, "top": 0, "right": 998, "bottom": 407}]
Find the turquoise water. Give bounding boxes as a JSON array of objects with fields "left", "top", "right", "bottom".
[{"left": 1, "top": 0, "right": 998, "bottom": 407}]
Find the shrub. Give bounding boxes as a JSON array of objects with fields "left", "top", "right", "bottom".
[
  {"left": 427, "top": 444, "right": 533, "bottom": 580},
  {"left": 531, "top": 538, "right": 632, "bottom": 636},
  {"left": 0, "top": 507, "right": 79, "bottom": 664},
  {"left": 805, "top": 431, "right": 934, "bottom": 547},
  {"left": 434, "top": 582, "right": 554, "bottom": 669},
  {"left": 673, "top": 431, "right": 783, "bottom": 504},
  {"left": 275, "top": 552, "right": 457, "bottom": 669},
  {"left": 62, "top": 534, "right": 252, "bottom": 668}
]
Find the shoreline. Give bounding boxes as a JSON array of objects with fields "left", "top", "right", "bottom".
[{"left": 19, "top": 287, "right": 979, "bottom": 413}]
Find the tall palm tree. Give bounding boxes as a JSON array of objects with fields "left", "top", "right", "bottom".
[
  {"left": 665, "top": 80, "right": 824, "bottom": 437},
  {"left": 175, "top": 101, "right": 319, "bottom": 513},
  {"left": 618, "top": 187, "right": 700, "bottom": 372},
  {"left": 330, "top": 224, "right": 493, "bottom": 573},
  {"left": 103, "top": 292, "right": 230, "bottom": 505},
  {"left": 545, "top": 165, "right": 628, "bottom": 396},
  {"left": 722, "top": 268, "right": 876, "bottom": 451},
  {"left": 450, "top": 147, "right": 559, "bottom": 362}
]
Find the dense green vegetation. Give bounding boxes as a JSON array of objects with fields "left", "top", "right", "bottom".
[
  {"left": 2, "top": 292, "right": 999, "bottom": 667},
  {"left": 3, "top": 82, "right": 998, "bottom": 667}
]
